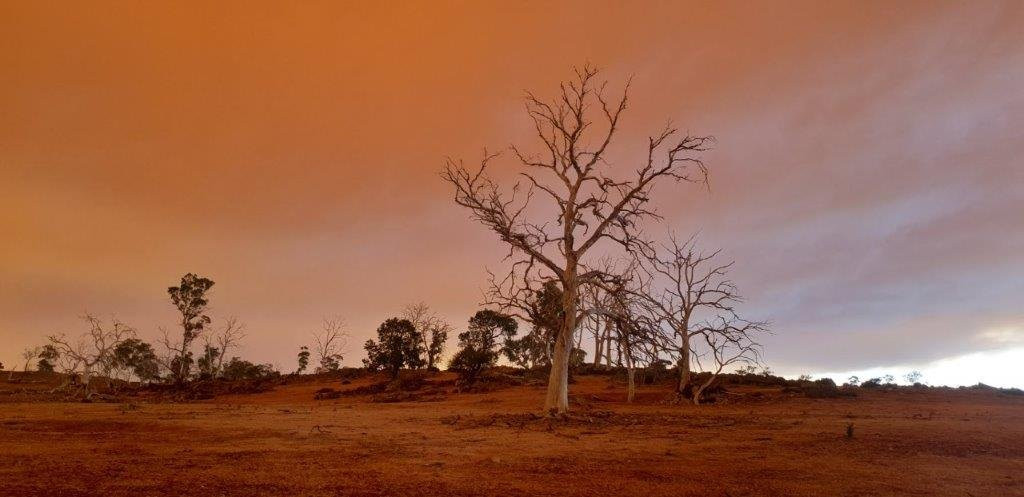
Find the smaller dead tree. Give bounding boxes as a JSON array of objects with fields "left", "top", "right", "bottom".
[
  {"left": 312, "top": 316, "right": 348, "bottom": 372},
  {"left": 401, "top": 302, "right": 451, "bottom": 370},
  {"left": 200, "top": 316, "right": 246, "bottom": 378},
  {"left": 587, "top": 268, "right": 659, "bottom": 403},
  {"left": 47, "top": 314, "right": 134, "bottom": 397},
  {"left": 8, "top": 347, "right": 42, "bottom": 380},
  {"left": 634, "top": 234, "right": 746, "bottom": 398},
  {"left": 690, "top": 317, "right": 766, "bottom": 404},
  {"left": 21, "top": 346, "right": 42, "bottom": 372}
]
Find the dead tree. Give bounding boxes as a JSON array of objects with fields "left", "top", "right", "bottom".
[
  {"left": 202, "top": 316, "right": 246, "bottom": 377},
  {"left": 634, "top": 234, "right": 744, "bottom": 397},
  {"left": 21, "top": 347, "right": 42, "bottom": 372},
  {"left": 312, "top": 316, "right": 348, "bottom": 372},
  {"left": 401, "top": 302, "right": 451, "bottom": 370},
  {"left": 443, "top": 65, "right": 710, "bottom": 414},
  {"left": 690, "top": 317, "right": 766, "bottom": 404},
  {"left": 7, "top": 347, "right": 41, "bottom": 381},
  {"left": 585, "top": 264, "right": 660, "bottom": 403},
  {"left": 47, "top": 314, "right": 134, "bottom": 397}
]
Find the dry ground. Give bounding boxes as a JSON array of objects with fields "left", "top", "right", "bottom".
[{"left": 1, "top": 372, "right": 1022, "bottom": 497}]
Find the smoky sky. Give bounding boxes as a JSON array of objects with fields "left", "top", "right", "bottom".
[{"left": 2, "top": 1, "right": 1022, "bottom": 376}]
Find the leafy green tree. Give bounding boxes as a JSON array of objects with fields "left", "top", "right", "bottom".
[
  {"left": 37, "top": 344, "right": 59, "bottom": 373},
  {"left": 221, "top": 357, "right": 278, "bottom": 381},
  {"left": 296, "top": 346, "right": 310, "bottom": 374},
  {"left": 196, "top": 345, "right": 221, "bottom": 379},
  {"left": 503, "top": 330, "right": 548, "bottom": 369},
  {"left": 363, "top": 318, "right": 423, "bottom": 378},
  {"left": 112, "top": 338, "right": 160, "bottom": 383},
  {"left": 166, "top": 273, "right": 215, "bottom": 386},
  {"left": 449, "top": 310, "right": 517, "bottom": 383}
]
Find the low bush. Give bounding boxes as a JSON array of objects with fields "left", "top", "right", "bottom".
[{"left": 803, "top": 378, "right": 856, "bottom": 398}]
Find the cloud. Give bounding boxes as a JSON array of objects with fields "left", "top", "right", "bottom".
[{"left": 1, "top": 2, "right": 1021, "bottom": 385}]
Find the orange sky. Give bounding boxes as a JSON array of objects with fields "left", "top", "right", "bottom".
[{"left": 2, "top": 1, "right": 1022, "bottom": 380}]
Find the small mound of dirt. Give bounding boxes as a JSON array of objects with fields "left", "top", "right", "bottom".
[
  {"left": 441, "top": 410, "right": 722, "bottom": 431},
  {"left": 314, "top": 387, "right": 342, "bottom": 400},
  {"left": 315, "top": 373, "right": 455, "bottom": 402},
  {"left": 455, "top": 373, "right": 523, "bottom": 394},
  {"left": 137, "top": 378, "right": 277, "bottom": 401}
]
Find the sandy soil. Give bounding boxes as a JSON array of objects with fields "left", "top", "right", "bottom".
[{"left": 1, "top": 372, "right": 1022, "bottom": 497}]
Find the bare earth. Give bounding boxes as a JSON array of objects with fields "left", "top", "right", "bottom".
[{"left": 1, "top": 373, "right": 1022, "bottom": 497}]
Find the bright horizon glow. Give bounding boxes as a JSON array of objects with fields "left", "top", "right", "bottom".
[{"left": 805, "top": 346, "right": 1024, "bottom": 389}]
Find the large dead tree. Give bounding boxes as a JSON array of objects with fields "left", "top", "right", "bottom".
[
  {"left": 47, "top": 314, "right": 134, "bottom": 396},
  {"left": 444, "top": 65, "right": 710, "bottom": 413}
]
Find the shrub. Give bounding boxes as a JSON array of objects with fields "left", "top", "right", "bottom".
[
  {"left": 860, "top": 377, "right": 883, "bottom": 389},
  {"left": 803, "top": 378, "right": 855, "bottom": 398},
  {"left": 221, "top": 357, "right": 278, "bottom": 381}
]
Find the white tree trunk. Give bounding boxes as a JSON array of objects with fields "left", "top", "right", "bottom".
[
  {"left": 544, "top": 276, "right": 578, "bottom": 414},
  {"left": 626, "top": 367, "right": 636, "bottom": 403},
  {"left": 678, "top": 337, "right": 691, "bottom": 395}
]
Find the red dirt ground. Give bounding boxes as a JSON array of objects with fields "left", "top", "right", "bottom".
[{"left": 1, "top": 372, "right": 1022, "bottom": 496}]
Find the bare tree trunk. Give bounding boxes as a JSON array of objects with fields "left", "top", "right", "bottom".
[
  {"left": 81, "top": 363, "right": 93, "bottom": 398},
  {"left": 544, "top": 277, "right": 578, "bottom": 415},
  {"left": 627, "top": 367, "right": 636, "bottom": 403},
  {"left": 625, "top": 341, "right": 636, "bottom": 403},
  {"left": 604, "top": 332, "right": 613, "bottom": 369},
  {"left": 693, "top": 376, "right": 714, "bottom": 405},
  {"left": 545, "top": 333, "right": 571, "bottom": 414},
  {"left": 677, "top": 337, "right": 691, "bottom": 395}
]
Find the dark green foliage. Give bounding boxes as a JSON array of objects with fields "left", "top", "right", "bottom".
[
  {"left": 503, "top": 330, "right": 548, "bottom": 369},
  {"left": 221, "top": 357, "right": 278, "bottom": 381},
  {"left": 449, "top": 310, "right": 517, "bottom": 383},
  {"left": 448, "top": 347, "right": 496, "bottom": 384},
  {"left": 320, "top": 353, "right": 342, "bottom": 372},
  {"left": 112, "top": 338, "right": 161, "bottom": 382},
  {"left": 167, "top": 273, "right": 215, "bottom": 385},
  {"left": 37, "top": 344, "right": 59, "bottom": 373},
  {"left": 803, "top": 377, "right": 855, "bottom": 398},
  {"left": 527, "top": 281, "right": 564, "bottom": 335},
  {"left": 296, "top": 345, "right": 310, "bottom": 374},
  {"left": 425, "top": 326, "right": 448, "bottom": 371},
  {"left": 860, "top": 377, "right": 883, "bottom": 388},
  {"left": 465, "top": 310, "right": 518, "bottom": 350},
  {"left": 569, "top": 347, "right": 587, "bottom": 370},
  {"left": 503, "top": 281, "right": 564, "bottom": 370},
  {"left": 196, "top": 345, "right": 221, "bottom": 379},
  {"left": 363, "top": 318, "right": 424, "bottom": 378}
]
